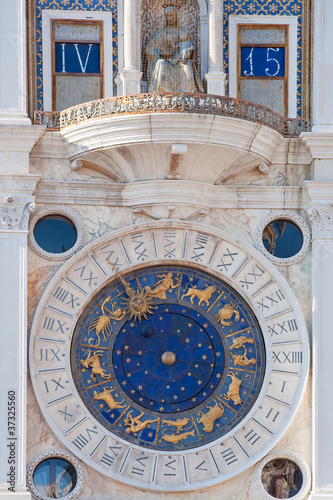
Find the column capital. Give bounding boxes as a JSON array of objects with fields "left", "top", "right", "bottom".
[{"left": 0, "top": 174, "right": 41, "bottom": 231}]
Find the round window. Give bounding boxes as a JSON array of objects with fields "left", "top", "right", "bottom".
[
  {"left": 28, "top": 207, "right": 84, "bottom": 260},
  {"left": 254, "top": 212, "right": 311, "bottom": 265},
  {"left": 261, "top": 458, "right": 302, "bottom": 498},
  {"left": 33, "top": 215, "right": 77, "bottom": 254},
  {"left": 262, "top": 219, "right": 303, "bottom": 259},
  {"left": 33, "top": 458, "right": 77, "bottom": 498}
]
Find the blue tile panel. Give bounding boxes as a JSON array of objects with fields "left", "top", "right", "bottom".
[{"left": 36, "top": 0, "right": 117, "bottom": 110}]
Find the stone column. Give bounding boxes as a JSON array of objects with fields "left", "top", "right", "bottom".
[
  {"left": 0, "top": 0, "right": 30, "bottom": 125},
  {"left": 312, "top": 0, "right": 333, "bottom": 131},
  {"left": 205, "top": 0, "right": 226, "bottom": 95},
  {"left": 304, "top": 181, "right": 333, "bottom": 500},
  {"left": 119, "top": 0, "right": 142, "bottom": 95},
  {"left": 0, "top": 177, "right": 40, "bottom": 500}
]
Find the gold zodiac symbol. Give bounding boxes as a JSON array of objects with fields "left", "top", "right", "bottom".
[
  {"left": 93, "top": 387, "right": 126, "bottom": 411},
  {"left": 230, "top": 336, "right": 255, "bottom": 350},
  {"left": 197, "top": 400, "right": 224, "bottom": 433},
  {"left": 80, "top": 350, "right": 111, "bottom": 382},
  {"left": 162, "top": 430, "right": 195, "bottom": 444},
  {"left": 88, "top": 297, "right": 126, "bottom": 347},
  {"left": 214, "top": 301, "right": 240, "bottom": 326},
  {"left": 181, "top": 284, "right": 216, "bottom": 306},
  {"left": 223, "top": 372, "right": 243, "bottom": 405},
  {"left": 88, "top": 296, "right": 112, "bottom": 347},
  {"left": 162, "top": 417, "right": 190, "bottom": 432},
  {"left": 145, "top": 272, "right": 180, "bottom": 300},
  {"left": 124, "top": 411, "right": 159, "bottom": 434},
  {"left": 230, "top": 347, "right": 257, "bottom": 367}
]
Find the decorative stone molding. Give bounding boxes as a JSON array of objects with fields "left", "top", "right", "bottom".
[
  {"left": 308, "top": 204, "right": 333, "bottom": 238},
  {"left": 34, "top": 93, "right": 310, "bottom": 137},
  {"left": 132, "top": 206, "right": 210, "bottom": 221},
  {"left": 28, "top": 205, "right": 84, "bottom": 260},
  {"left": 26, "top": 449, "right": 85, "bottom": 500},
  {"left": 0, "top": 195, "right": 34, "bottom": 230},
  {"left": 254, "top": 211, "right": 311, "bottom": 265},
  {"left": 254, "top": 449, "right": 311, "bottom": 500}
]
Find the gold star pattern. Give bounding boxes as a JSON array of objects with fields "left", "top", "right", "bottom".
[
  {"left": 181, "top": 387, "right": 185, "bottom": 391},
  {"left": 198, "top": 343, "right": 202, "bottom": 347},
  {"left": 126, "top": 358, "right": 131, "bottom": 363},
  {"left": 202, "top": 355, "right": 207, "bottom": 360},
  {"left": 197, "top": 380, "right": 202, "bottom": 385},
  {"left": 138, "top": 350, "right": 143, "bottom": 355},
  {"left": 125, "top": 345, "right": 129, "bottom": 350},
  {"left": 185, "top": 338, "right": 190, "bottom": 343},
  {"left": 116, "top": 350, "right": 121, "bottom": 355},
  {"left": 159, "top": 406, "right": 164, "bottom": 411}
]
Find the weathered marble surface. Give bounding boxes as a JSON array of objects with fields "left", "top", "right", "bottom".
[{"left": 27, "top": 203, "right": 312, "bottom": 499}]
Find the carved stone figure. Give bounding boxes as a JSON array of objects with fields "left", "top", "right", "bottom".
[{"left": 146, "top": 2, "right": 203, "bottom": 93}]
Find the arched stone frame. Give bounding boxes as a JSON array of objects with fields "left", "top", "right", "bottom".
[{"left": 119, "top": 0, "right": 227, "bottom": 96}]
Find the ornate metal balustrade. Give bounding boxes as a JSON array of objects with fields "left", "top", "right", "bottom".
[{"left": 34, "top": 93, "right": 310, "bottom": 137}]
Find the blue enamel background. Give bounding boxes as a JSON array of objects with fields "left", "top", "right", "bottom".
[{"left": 71, "top": 265, "right": 266, "bottom": 451}]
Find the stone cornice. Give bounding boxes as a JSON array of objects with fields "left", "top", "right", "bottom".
[
  {"left": 0, "top": 125, "right": 45, "bottom": 152},
  {"left": 299, "top": 132, "right": 333, "bottom": 159},
  {"left": 35, "top": 180, "right": 303, "bottom": 209}
]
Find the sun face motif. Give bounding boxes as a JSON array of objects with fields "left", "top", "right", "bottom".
[{"left": 122, "top": 288, "right": 155, "bottom": 322}]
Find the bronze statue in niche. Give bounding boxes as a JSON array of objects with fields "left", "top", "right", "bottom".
[{"left": 145, "top": 1, "right": 203, "bottom": 93}]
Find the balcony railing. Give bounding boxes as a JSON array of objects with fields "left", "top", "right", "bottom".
[{"left": 34, "top": 93, "right": 310, "bottom": 138}]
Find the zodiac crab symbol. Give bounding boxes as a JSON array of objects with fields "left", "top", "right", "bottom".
[{"left": 214, "top": 301, "right": 240, "bottom": 326}]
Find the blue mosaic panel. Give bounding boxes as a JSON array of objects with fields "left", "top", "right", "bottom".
[
  {"left": 71, "top": 265, "right": 265, "bottom": 452},
  {"left": 223, "top": 0, "right": 304, "bottom": 117},
  {"left": 36, "top": 0, "right": 117, "bottom": 110}
]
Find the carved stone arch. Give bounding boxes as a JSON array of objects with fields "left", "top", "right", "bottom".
[{"left": 139, "top": 0, "right": 208, "bottom": 91}]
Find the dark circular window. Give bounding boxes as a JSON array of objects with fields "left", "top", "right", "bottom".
[
  {"left": 262, "top": 220, "right": 303, "bottom": 259},
  {"left": 33, "top": 458, "right": 77, "bottom": 498},
  {"left": 261, "top": 458, "right": 302, "bottom": 498},
  {"left": 34, "top": 216, "right": 77, "bottom": 254}
]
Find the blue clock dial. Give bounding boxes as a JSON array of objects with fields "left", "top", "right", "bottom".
[{"left": 71, "top": 265, "right": 266, "bottom": 451}]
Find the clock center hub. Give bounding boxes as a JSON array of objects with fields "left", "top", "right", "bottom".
[{"left": 162, "top": 351, "right": 176, "bottom": 365}]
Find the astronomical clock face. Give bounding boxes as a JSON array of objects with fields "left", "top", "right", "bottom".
[{"left": 30, "top": 222, "right": 309, "bottom": 491}]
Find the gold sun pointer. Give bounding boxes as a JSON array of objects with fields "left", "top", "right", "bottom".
[{"left": 108, "top": 260, "right": 156, "bottom": 322}]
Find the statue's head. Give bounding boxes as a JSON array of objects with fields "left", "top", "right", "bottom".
[{"left": 163, "top": 2, "right": 179, "bottom": 26}]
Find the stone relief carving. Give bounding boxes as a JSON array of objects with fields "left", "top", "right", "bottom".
[
  {"left": 0, "top": 196, "right": 34, "bottom": 231},
  {"left": 132, "top": 205, "right": 210, "bottom": 222},
  {"left": 308, "top": 204, "right": 333, "bottom": 238}
]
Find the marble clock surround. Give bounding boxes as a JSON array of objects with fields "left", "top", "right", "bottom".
[{"left": 27, "top": 212, "right": 311, "bottom": 498}]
